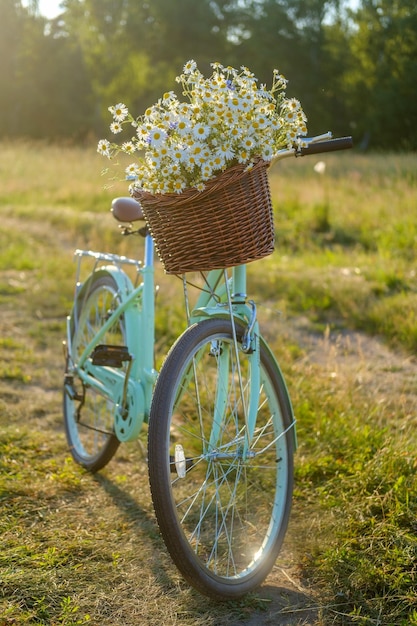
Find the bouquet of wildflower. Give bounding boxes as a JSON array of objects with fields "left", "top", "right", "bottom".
[{"left": 98, "top": 60, "right": 307, "bottom": 195}]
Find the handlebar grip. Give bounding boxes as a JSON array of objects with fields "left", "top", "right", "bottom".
[{"left": 299, "top": 136, "right": 353, "bottom": 156}]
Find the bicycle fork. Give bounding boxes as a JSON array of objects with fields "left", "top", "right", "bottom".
[{"left": 204, "top": 267, "right": 261, "bottom": 460}]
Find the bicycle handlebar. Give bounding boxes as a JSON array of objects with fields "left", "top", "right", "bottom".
[
  {"left": 271, "top": 132, "right": 353, "bottom": 165},
  {"left": 297, "top": 136, "right": 353, "bottom": 156}
]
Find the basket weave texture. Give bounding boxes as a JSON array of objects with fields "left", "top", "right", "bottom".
[{"left": 132, "top": 159, "right": 274, "bottom": 274}]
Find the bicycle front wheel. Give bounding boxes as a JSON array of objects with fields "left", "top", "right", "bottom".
[
  {"left": 148, "top": 318, "right": 295, "bottom": 599},
  {"left": 63, "top": 273, "right": 122, "bottom": 472}
]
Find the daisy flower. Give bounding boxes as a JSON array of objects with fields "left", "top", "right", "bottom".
[
  {"left": 108, "top": 103, "right": 128, "bottom": 122},
  {"left": 122, "top": 141, "right": 135, "bottom": 154},
  {"left": 193, "top": 123, "right": 210, "bottom": 140},
  {"left": 183, "top": 59, "right": 197, "bottom": 74},
  {"left": 99, "top": 60, "right": 307, "bottom": 194},
  {"left": 97, "top": 139, "right": 111, "bottom": 157},
  {"left": 148, "top": 127, "right": 168, "bottom": 147},
  {"left": 110, "top": 121, "right": 123, "bottom": 134},
  {"left": 125, "top": 162, "right": 139, "bottom": 178}
]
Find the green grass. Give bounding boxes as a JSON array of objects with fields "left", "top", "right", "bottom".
[
  {"left": 0, "top": 141, "right": 416, "bottom": 624},
  {"left": 263, "top": 153, "right": 417, "bottom": 353}
]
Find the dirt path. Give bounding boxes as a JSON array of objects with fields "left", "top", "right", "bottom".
[
  {"left": 271, "top": 311, "right": 417, "bottom": 426},
  {"left": 3, "top": 289, "right": 416, "bottom": 625}
]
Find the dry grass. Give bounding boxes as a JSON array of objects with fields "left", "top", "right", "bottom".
[{"left": 1, "top": 142, "right": 416, "bottom": 625}]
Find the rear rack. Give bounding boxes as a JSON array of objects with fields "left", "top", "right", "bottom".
[
  {"left": 74, "top": 249, "right": 142, "bottom": 269},
  {"left": 73, "top": 249, "right": 143, "bottom": 296}
]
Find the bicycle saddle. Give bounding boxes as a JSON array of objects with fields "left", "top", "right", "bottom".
[{"left": 111, "top": 197, "right": 145, "bottom": 222}]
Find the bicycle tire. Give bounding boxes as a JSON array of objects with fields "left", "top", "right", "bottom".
[
  {"left": 148, "top": 317, "right": 294, "bottom": 599},
  {"left": 63, "top": 273, "right": 122, "bottom": 472}
]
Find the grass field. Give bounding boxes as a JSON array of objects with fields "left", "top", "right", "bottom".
[{"left": 0, "top": 141, "right": 416, "bottom": 625}]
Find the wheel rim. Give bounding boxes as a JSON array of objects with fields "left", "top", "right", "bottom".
[
  {"left": 65, "top": 282, "right": 124, "bottom": 461},
  {"left": 166, "top": 330, "right": 290, "bottom": 580}
]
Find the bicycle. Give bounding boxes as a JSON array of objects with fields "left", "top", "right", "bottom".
[{"left": 63, "top": 132, "right": 352, "bottom": 599}]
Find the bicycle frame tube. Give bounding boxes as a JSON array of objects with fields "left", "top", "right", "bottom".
[
  {"left": 72, "top": 234, "right": 157, "bottom": 434},
  {"left": 139, "top": 234, "right": 158, "bottom": 411},
  {"left": 191, "top": 266, "right": 252, "bottom": 324},
  {"left": 192, "top": 269, "right": 228, "bottom": 312}
]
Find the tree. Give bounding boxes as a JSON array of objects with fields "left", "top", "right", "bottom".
[
  {"left": 347, "top": 0, "right": 417, "bottom": 148},
  {"left": 0, "top": 0, "right": 93, "bottom": 139},
  {"left": 222, "top": 0, "right": 348, "bottom": 134},
  {"left": 0, "top": 0, "right": 28, "bottom": 135},
  {"left": 60, "top": 0, "right": 238, "bottom": 129},
  {"left": 1, "top": 0, "right": 416, "bottom": 147}
]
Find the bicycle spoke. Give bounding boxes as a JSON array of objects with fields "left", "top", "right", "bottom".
[
  {"left": 148, "top": 318, "right": 294, "bottom": 598},
  {"left": 63, "top": 274, "right": 122, "bottom": 471}
]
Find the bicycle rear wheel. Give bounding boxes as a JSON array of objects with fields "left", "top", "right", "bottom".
[
  {"left": 148, "top": 317, "right": 295, "bottom": 599},
  {"left": 63, "top": 273, "right": 122, "bottom": 472}
]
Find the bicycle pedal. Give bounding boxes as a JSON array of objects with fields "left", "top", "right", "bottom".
[{"left": 91, "top": 344, "right": 131, "bottom": 367}]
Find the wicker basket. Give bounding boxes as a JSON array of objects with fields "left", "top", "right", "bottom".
[{"left": 132, "top": 159, "right": 274, "bottom": 274}]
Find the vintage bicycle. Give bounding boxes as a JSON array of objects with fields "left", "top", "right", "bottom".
[{"left": 63, "top": 133, "right": 352, "bottom": 599}]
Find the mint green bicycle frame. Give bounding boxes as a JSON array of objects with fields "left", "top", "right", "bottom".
[{"left": 66, "top": 235, "right": 296, "bottom": 451}]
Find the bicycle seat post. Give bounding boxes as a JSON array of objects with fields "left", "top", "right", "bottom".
[{"left": 141, "top": 232, "right": 157, "bottom": 389}]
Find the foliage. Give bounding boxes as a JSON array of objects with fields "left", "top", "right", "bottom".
[
  {"left": 99, "top": 61, "right": 307, "bottom": 193},
  {"left": 345, "top": 0, "right": 417, "bottom": 149},
  {"left": 0, "top": 0, "right": 93, "bottom": 138},
  {"left": 0, "top": 1, "right": 416, "bottom": 147}
]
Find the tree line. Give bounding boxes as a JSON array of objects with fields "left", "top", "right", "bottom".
[{"left": 1, "top": 0, "right": 416, "bottom": 149}]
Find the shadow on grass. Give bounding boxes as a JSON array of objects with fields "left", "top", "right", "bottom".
[
  {"left": 92, "top": 473, "right": 176, "bottom": 582},
  {"left": 92, "top": 473, "right": 319, "bottom": 625}
]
